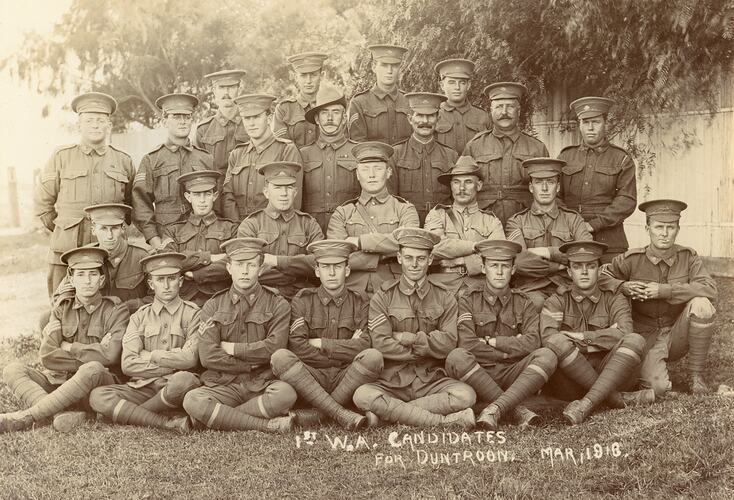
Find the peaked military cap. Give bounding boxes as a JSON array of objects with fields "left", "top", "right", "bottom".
[
  {"left": 393, "top": 227, "right": 441, "bottom": 250},
  {"left": 71, "top": 92, "right": 117, "bottom": 115},
  {"left": 221, "top": 237, "right": 268, "bottom": 260},
  {"left": 352, "top": 141, "right": 394, "bottom": 163},
  {"left": 61, "top": 247, "right": 108, "bottom": 269},
  {"left": 405, "top": 92, "right": 447, "bottom": 114},
  {"left": 434, "top": 59, "right": 475, "bottom": 79},
  {"left": 474, "top": 239, "right": 522, "bottom": 261},
  {"left": 155, "top": 93, "right": 199, "bottom": 114},
  {"left": 307, "top": 239, "right": 358, "bottom": 264},
  {"left": 140, "top": 252, "right": 186, "bottom": 276},
  {"left": 570, "top": 96, "right": 616, "bottom": 120},
  {"left": 257, "top": 161, "right": 301, "bottom": 186},
  {"left": 639, "top": 199, "right": 688, "bottom": 222},
  {"left": 483, "top": 82, "right": 527, "bottom": 101},
  {"left": 287, "top": 52, "right": 328, "bottom": 73},
  {"left": 204, "top": 69, "right": 247, "bottom": 86},
  {"left": 233, "top": 94, "right": 276, "bottom": 117},
  {"left": 559, "top": 241, "right": 608, "bottom": 263},
  {"left": 177, "top": 170, "right": 222, "bottom": 192},
  {"left": 368, "top": 44, "right": 408, "bottom": 64},
  {"left": 84, "top": 203, "right": 131, "bottom": 225},
  {"left": 522, "top": 158, "right": 566, "bottom": 178}
]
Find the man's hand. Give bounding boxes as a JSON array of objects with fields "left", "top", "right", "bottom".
[
  {"left": 211, "top": 253, "right": 227, "bottom": 262},
  {"left": 262, "top": 253, "right": 278, "bottom": 268},
  {"left": 61, "top": 341, "right": 73, "bottom": 352},
  {"left": 345, "top": 236, "right": 360, "bottom": 248},
  {"left": 528, "top": 247, "right": 551, "bottom": 260},
  {"left": 393, "top": 331, "right": 417, "bottom": 346},
  {"left": 639, "top": 282, "right": 663, "bottom": 299},
  {"left": 148, "top": 236, "right": 163, "bottom": 250},
  {"left": 584, "top": 222, "right": 595, "bottom": 233},
  {"left": 308, "top": 338, "right": 323, "bottom": 349},
  {"left": 149, "top": 350, "right": 164, "bottom": 365},
  {"left": 620, "top": 281, "right": 648, "bottom": 300},
  {"left": 220, "top": 341, "right": 235, "bottom": 355},
  {"left": 184, "top": 271, "right": 194, "bottom": 280},
  {"left": 560, "top": 330, "right": 584, "bottom": 341}
]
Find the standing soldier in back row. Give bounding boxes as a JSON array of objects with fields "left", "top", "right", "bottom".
[
  {"left": 35, "top": 92, "right": 135, "bottom": 296},
  {"left": 132, "top": 93, "right": 213, "bottom": 250},
  {"left": 300, "top": 84, "right": 360, "bottom": 232},
  {"left": 348, "top": 44, "right": 412, "bottom": 145},
  {"left": 434, "top": 59, "right": 490, "bottom": 155},
  {"left": 463, "top": 82, "right": 549, "bottom": 225},
  {"left": 196, "top": 70, "right": 249, "bottom": 214},
  {"left": 558, "top": 97, "right": 637, "bottom": 264},
  {"left": 273, "top": 52, "right": 327, "bottom": 148}
]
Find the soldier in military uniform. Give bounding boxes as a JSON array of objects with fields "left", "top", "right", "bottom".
[
  {"left": 463, "top": 82, "right": 549, "bottom": 225},
  {"left": 1, "top": 248, "right": 129, "bottom": 433},
  {"left": 347, "top": 44, "right": 412, "bottom": 145},
  {"left": 182, "top": 238, "right": 295, "bottom": 432},
  {"left": 236, "top": 162, "right": 323, "bottom": 299},
  {"left": 327, "top": 142, "right": 419, "bottom": 296},
  {"left": 300, "top": 84, "right": 360, "bottom": 232},
  {"left": 506, "top": 158, "right": 592, "bottom": 308},
  {"left": 445, "top": 240, "right": 556, "bottom": 430},
  {"left": 89, "top": 252, "right": 200, "bottom": 432},
  {"left": 272, "top": 52, "right": 328, "bottom": 148},
  {"left": 35, "top": 92, "right": 135, "bottom": 296},
  {"left": 558, "top": 97, "right": 637, "bottom": 263},
  {"left": 541, "top": 241, "right": 654, "bottom": 425},
  {"left": 271, "top": 240, "right": 384, "bottom": 430},
  {"left": 433, "top": 59, "right": 490, "bottom": 154},
  {"left": 603, "top": 200, "right": 717, "bottom": 395},
  {"left": 195, "top": 69, "right": 249, "bottom": 215},
  {"left": 221, "top": 94, "right": 303, "bottom": 221},
  {"left": 132, "top": 93, "right": 213, "bottom": 250},
  {"left": 388, "top": 92, "right": 458, "bottom": 222},
  {"left": 160, "top": 171, "right": 238, "bottom": 306},
  {"left": 353, "top": 228, "right": 476, "bottom": 428},
  {"left": 425, "top": 156, "right": 505, "bottom": 293}
]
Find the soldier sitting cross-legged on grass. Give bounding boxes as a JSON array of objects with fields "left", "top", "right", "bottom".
[
  {"left": 89, "top": 252, "right": 201, "bottom": 433},
  {"left": 1, "top": 247, "right": 129, "bottom": 433}
]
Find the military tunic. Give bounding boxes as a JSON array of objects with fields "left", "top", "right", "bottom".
[
  {"left": 121, "top": 297, "right": 200, "bottom": 387},
  {"left": 221, "top": 135, "right": 303, "bottom": 221},
  {"left": 195, "top": 111, "right": 250, "bottom": 214},
  {"left": 506, "top": 203, "right": 592, "bottom": 291},
  {"left": 132, "top": 140, "right": 213, "bottom": 242},
  {"left": 34, "top": 143, "right": 135, "bottom": 292},
  {"left": 272, "top": 97, "right": 319, "bottom": 148},
  {"left": 237, "top": 206, "right": 323, "bottom": 299},
  {"left": 327, "top": 190, "right": 419, "bottom": 294},
  {"left": 435, "top": 101, "right": 490, "bottom": 154},
  {"left": 388, "top": 136, "right": 458, "bottom": 221},
  {"left": 161, "top": 212, "right": 239, "bottom": 305},
  {"left": 425, "top": 202, "right": 505, "bottom": 291},
  {"left": 558, "top": 140, "right": 637, "bottom": 258},
  {"left": 300, "top": 135, "right": 360, "bottom": 232},
  {"left": 369, "top": 277, "right": 458, "bottom": 388},
  {"left": 41, "top": 294, "right": 129, "bottom": 383},
  {"left": 96, "top": 241, "right": 150, "bottom": 312},
  {"left": 198, "top": 284, "right": 290, "bottom": 391},
  {"left": 347, "top": 85, "right": 412, "bottom": 145},
  {"left": 462, "top": 129, "right": 549, "bottom": 224}
]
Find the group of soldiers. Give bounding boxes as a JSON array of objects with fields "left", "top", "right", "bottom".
[{"left": 0, "top": 44, "right": 718, "bottom": 435}]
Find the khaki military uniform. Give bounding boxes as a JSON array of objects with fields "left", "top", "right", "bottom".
[
  {"left": 89, "top": 297, "right": 201, "bottom": 417},
  {"left": 388, "top": 137, "right": 458, "bottom": 221},
  {"left": 558, "top": 140, "right": 636, "bottom": 261},
  {"left": 435, "top": 101, "right": 490, "bottom": 154},
  {"left": 34, "top": 143, "right": 135, "bottom": 294},
  {"left": 300, "top": 136, "right": 360, "bottom": 232},
  {"left": 161, "top": 212, "right": 239, "bottom": 306},
  {"left": 221, "top": 136, "right": 303, "bottom": 221},
  {"left": 94, "top": 241, "right": 150, "bottom": 313},
  {"left": 327, "top": 190, "right": 419, "bottom": 294},
  {"left": 604, "top": 245, "right": 717, "bottom": 394},
  {"left": 506, "top": 203, "right": 592, "bottom": 297},
  {"left": 273, "top": 97, "right": 319, "bottom": 148},
  {"left": 347, "top": 85, "right": 412, "bottom": 145},
  {"left": 195, "top": 111, "right": 250, "bottom": 214},
  {"left": 462, "top": 129, "right": 549, "bottom": 224},
  {"left": 131, "top": 140, "right": 213, "bottom": 242}
]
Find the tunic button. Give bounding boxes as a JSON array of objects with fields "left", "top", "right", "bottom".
[{"left": 331, "top": 319, "right": 336, "bottom": 324}]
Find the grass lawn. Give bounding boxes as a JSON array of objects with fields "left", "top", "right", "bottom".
[{"left": 0, "top": 234, "right": 732, "bottom": 499}]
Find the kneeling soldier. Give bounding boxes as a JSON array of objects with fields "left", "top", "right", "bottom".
[
  {"left": 603, "top": 199, "right": 717, "bottom": 395},
  {"left": 541, "top": 241, "right": 654, "bottom": 425},
  {"left": 161, "top": 170, "right": 238, "bottom": 306},
  {"left": 445, "top": 240, "right": 557, "bottom": 430},
  {"left": 1, "top": 247, "right": 129, "bottom": 433},
  {"left": 89, "top": 252, "right": 200, "bottom": 432},
  {"left": 271, "top": 240, "right": 384, "bottom": 430},
  {"left": 182, "top": 238, "right": 296, "bottom": 432},
  {"left": 353, "top": 228, "right": 476, "bottom": 429}
]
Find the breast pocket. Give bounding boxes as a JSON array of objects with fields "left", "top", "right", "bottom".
[
  {"left": 143, "top": 324, "right": 161, "bottom": 349},
  {"left": 475, "top": 153, "right": 503, "bottom": 171},
  {"left": 345, "top": 212, "right": 370, "bottom": 236},
  {"left": 473, "top": 312, "right": 497, "bottom": 338},
  {"left": 211, "top": 311, "right": 237, "bottom": 340},
  {"left": 435, "top": 117, "right": 454, "bottom": 135},
  {"left": 59, "top": 168, "right": 88, "bottom": 201},
  {"left": 593, "top": 163, "right": 622, "bottom": 194},
  {"left": 152, "top": 164, "right": 181, "bottom": 203},
  {"left": 245, "top": 311, "right": 273, "bottom": 343},
  {"left": 389, "top": 307, "right": 416, "bottom": 332},
  {"left": 549, "top": 229, "right": 573, "bottom": 245},
  {"left": 305, "top": 315, "right": 327, "bottom": 338},
  {"left": 287, "top": 234, "right": 308, "bottom": 255},
  {"left": 418, "top": 307, "right": 443, "bottom": 333},
  {"left": 523, "top": 227, "right": 546, "bottom": 246},
  {"left": 102, "top": 166, "right": 129, "bottom": 202}
]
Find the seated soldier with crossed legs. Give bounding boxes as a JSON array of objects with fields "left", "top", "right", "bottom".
[
  {"left": 353, "top": 228, "right": 476, "bottom": 429},
  {"left": 182, "top": 238, "right": 295, "bottom": 432},
  {"left": 445, "top": 239, "right": 557, "bottom": 430},
  {"left": 89, "top": 252, "right": 201, "bottom": 432},
  {"left": 271, "top": 240, "right": 384, "bottom": 430},
  {"left": 1, "top": 247, "right": 128, "bottom": 433},
  {"left": 541, "top": 241, "right": 655, "bottom": 425}
]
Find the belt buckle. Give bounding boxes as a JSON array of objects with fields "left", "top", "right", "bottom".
[
  {"left": 458, "top": 266, "right": 467, "bottom": 277},
  {"left": 497, "top": 189, "right": 503, "bottom": 200}
]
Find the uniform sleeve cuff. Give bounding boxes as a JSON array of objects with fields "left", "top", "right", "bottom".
[
  {"left": 659, "top": 284, "right": 673, "bottom": 299},
  {"left": 320, "top": 338, "right": 333, "bottom": 356},
  {"left": 234, "top": 343, "right": 247, "bottom": 359}
]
